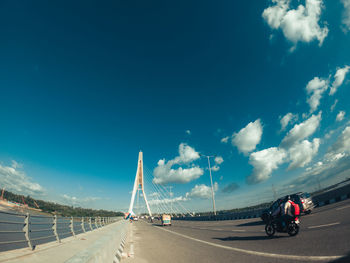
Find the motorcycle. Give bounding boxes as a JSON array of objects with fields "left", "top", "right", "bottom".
[{"left": 265, "top": 212, "right": 300, "bottom": 237}]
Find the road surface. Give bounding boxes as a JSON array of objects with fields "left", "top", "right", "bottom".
[{"left": 124, "top": 199, "right": 350, "bottom": 263}]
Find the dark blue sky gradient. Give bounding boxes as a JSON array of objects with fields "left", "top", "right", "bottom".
[{"left": 0, "top": 0, "right": 349, "bottom": 210}]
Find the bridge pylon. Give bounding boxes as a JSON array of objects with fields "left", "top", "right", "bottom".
[{"left": 128, "top": 151, "right": 152, "bottom": 217}]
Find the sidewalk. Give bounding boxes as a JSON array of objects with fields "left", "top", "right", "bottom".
[{"left": 0, "top": 221, "right": 124, "bottom": 263}]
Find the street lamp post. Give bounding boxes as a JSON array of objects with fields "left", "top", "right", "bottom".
[{"left": 200, "top": 154, "right": 216, "bottom": 216}]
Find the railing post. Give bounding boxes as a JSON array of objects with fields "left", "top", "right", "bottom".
[
  {"left": 81, "top": 217, "right": 85, "bottom": 233},
  {"left": 52, "top": 215, "right": 60, "bottom": 243},
  {"left": 23, "top": 213, "right": 33, "bottom": 250},
  {"left": 89, "top": 217, "right": 93, "bottom": 231},
  {"left": 70, "top": 216, "right": 75, "bottom": 237},
  {"left": 94, "top": 217, "right": 98, "bottom": 228}
]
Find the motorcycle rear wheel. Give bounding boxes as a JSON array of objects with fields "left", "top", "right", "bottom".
[
  {"left": 287, "top": 223, "right": 299, "bottom": 236},
  {"left": 265, "top": 223, "right": 275, "bottom": 237}
]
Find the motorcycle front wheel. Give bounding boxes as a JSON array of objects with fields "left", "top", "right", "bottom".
[
  {"left": 287, "top": 222, "right": 299, "bottom": 236},
  {"left": 265, "top": 223, "right": 275, "bottom": 237}
]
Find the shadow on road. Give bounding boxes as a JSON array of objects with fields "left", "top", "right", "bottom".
[
  {"left": 152, "top": 223, "right": 163, "bottom": 227},
  {"left": 236, "top": 220, "right": 265, "bottom": 227},
  {"left": 213, "top": 235, "right": 286, "bottom": 241}
]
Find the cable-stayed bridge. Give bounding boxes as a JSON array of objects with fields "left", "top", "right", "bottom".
[
  {"left": 0, "top": 152, "right": 350, "bottom": 263},
  {"left": 127, "top": 151, "right": 192, "bottom": 218}
]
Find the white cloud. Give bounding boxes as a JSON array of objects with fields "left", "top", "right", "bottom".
[
  {"left": 211, "top": 165, "right": 220, "bottom": 172},
  {"left": 287, "top": 138, "right": 320, "bottom": 170},
  {"left": 281, "top": 112, "right": 322, "bottom": 148},
  {"left": 247, "top": 147, "right": 287, "bottom": 184},
  {"left": 62, "top": 194, "right": 101, "bottom": 205},
  {"left": 282, "top": 155, "right": 350, "bottom": 195},
  {"left": 221, "top": 136, "right": 229, "bottom": 144},
  {"left": 330, "top": 99, "right": 338, "bottom": 112},
  {"left": 149, "top": 192, "right": 160, "bottom": 198},
  {"left": 186, "top": 183, "right": 218, "bottom": 199},
  {"left": 328, "top": 126, "right": 350, "bottom": 155},
  {"left": 329, "top": 66, "right": 350, "bottom": 95},
  {"left": 63, "top": 194, "right": 78, "bottom": 204},
  {"left": 11, "top": 160, "right": 22, "bottom": 169},
  {"left": 262, "top": 0, "right": 328, "bottom": 49},
  {"left": 0, "top": 161, "right": 45, "bottom": 196},
  {"left": 153, "top": 161, "right": 203, "bottom": 184},
  {"left": 174, "top": 143, "right": 200, "bottom": 164},
  {"left": 210, "top": 156, "right": 224, "bottom": 172},
  {"left": 262, "top": 0, "right": 290, "bottom": 29},
  {"left": 153, "top": 143, "right": 203, "bottom": 184},
  {"left": 280, "top": 112, "right": 298, "bottom": 131},
  {"left": 214, "top": 156, "right": 224, "bottom": 165},
  {"left": 306, "top": 77, "right": 329, "bottom": 113},
  {"left": 186, "top": 130, "right": 191, "bottom": 135},
  {"left": 232, "top": 119, "right": 263, "bottom": 155},
  {"left": 336, "top": 111, "right": 346, "bottom": 122},
  {"left": 149, "top": 196, "right": 188, "bottom": 205},
  {"left": 324, "top": 129, "right": 335, "bottom": 140},
  {"left": 341, "top": 0, "right": 350, "bottom": 31}
]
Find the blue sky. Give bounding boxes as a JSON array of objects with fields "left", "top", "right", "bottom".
[{"left": 1, "top": 0, "right": 350, "bottom": 212}]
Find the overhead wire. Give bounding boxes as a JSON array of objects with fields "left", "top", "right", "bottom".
[{"left": 144, "top": 165, "right": 191, "bottom": 215}]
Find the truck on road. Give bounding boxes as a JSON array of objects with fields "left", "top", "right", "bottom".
[{"left": 161, "top": 214, "right": 171, "bottom": 226}]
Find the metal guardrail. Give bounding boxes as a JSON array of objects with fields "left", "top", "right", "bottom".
[{"left": 0, "top": 210, "right": 121, "bottom": 252}]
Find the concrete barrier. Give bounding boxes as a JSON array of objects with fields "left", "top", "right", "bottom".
[
  {"left": 312, "top": 184, "right": 350, "bottom": 207},
  {"left": 65, "top": 220, "right": 129, "bottom": 263}
]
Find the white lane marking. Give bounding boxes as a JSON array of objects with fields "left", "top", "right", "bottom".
[
  {"left": 308, "top": 222, "right": 340, "bottom": 229},
  {"left": 231, "top": 229, "right": 246, "bottom": 232},
  {"left": 212, "top": 228, "right": 224, "bottom": 231},
  {"left": 157, "top": 226, "right": 344, "bottom": 261},
  {"left": 336, "top": 205, "right": 350, "bottom": 210}
]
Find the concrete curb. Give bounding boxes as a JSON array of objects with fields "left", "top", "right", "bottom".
[{"left": 65, "top": 220, "right": 129, "bottom": 263}]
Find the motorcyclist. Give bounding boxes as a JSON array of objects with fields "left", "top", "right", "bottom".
[
  {"left": 282, "top": 195, "right": 296, "bottom": 229},
  {"left": 271, "top": 199, "right": 286, "bottom": 229}
]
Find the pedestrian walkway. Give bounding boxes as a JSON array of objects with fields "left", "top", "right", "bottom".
[{"left": 0, "top": 221, "right": 124, "bottom": 263}]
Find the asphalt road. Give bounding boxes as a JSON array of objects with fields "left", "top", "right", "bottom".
[{"left": 125, "top": 199, "right": 350, "bottom": 263}]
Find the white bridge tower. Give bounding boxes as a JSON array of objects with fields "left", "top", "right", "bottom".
[{"left": 128, "top": 151, "right": 152, "bottom": 217}]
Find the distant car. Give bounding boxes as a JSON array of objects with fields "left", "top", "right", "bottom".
[
  {"left": 290, "top": 192, "right": 314, "bottom": 214},
  {"left": 133, "top": 216, "right": 138, "bottom": 221},
  {"left": 261, "top": 192, "right": 314, "bottom": 222}
]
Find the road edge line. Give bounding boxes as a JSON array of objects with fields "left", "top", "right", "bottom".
[{"left": 155, "top": 225, "right": 344, "bottom": 262}]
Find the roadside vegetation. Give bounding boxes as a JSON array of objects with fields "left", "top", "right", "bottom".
[{"left": 1, "top": 190, "right": 123, "bottom": 217}]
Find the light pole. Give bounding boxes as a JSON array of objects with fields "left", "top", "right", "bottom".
[{"left": 200, "top": 154, "right": 216, "bottom": 216}]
